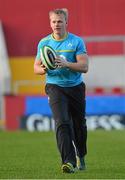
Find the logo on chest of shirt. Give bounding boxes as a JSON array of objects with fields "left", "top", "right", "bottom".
[{"left": 68, "top": 43, "right": 73, "bottom": 47}]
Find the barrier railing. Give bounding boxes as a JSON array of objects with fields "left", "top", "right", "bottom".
[
  {"left": 84, "top": 35, "right": 125, "bottom": 54},
  {"left": 13, "top": 80, "right": 45, "bottom": 95}
]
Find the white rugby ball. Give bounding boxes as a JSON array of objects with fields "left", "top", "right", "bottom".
[{"left": 40, "top": 45, "right": 57, "bottom": 70}]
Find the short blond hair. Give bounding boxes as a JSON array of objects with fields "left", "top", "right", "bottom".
[{"left": 49, "top": 8, "right": 68, "bottom": 21}]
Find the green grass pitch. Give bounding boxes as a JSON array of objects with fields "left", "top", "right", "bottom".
[{"left": 0, "top": 130, "right": 125, "bottom": 179}]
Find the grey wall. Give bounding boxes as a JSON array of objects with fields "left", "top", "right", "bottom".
[{"left": 84, "top": 55, "right": 125, "bottom": 88}]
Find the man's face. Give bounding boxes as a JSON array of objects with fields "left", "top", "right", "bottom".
[{"left": 50, "top": 13, "right": 67, "bottom": 35}]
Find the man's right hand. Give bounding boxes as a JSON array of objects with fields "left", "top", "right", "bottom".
[{"left": 34, "top": 59, "right": 47, "bottom": 75}]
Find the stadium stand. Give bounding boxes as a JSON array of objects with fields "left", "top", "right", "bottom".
[
  {"left": 0, "top": 0, "right": 125, "bottom": 130},
  {"left": 0, "top": 0, "right": 125, "bottom": 95}
]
